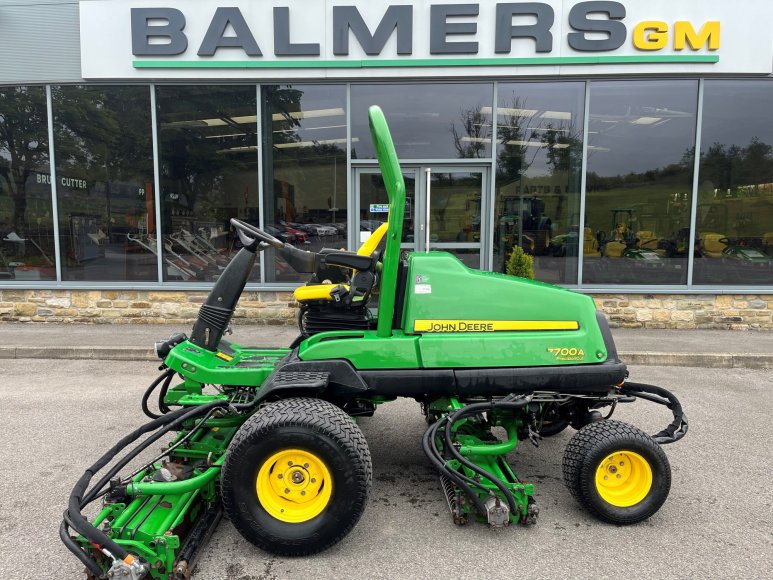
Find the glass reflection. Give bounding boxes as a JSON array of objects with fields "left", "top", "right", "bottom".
[
  {"left": 350, "top": 83, "right": 493, "bottom": 159},
  {"left": 53, "top": 85, "right": 157, "bottom": 281},
  {"left": 583, "top": 80, "right": 698, "bottom": 285},
  {"left": 0, "top": 86, "right": 56, "bottom": 281},
  {"left": 494, "top": 82, "right": 584, "bottom": 284},
  {"left": 262, "top": 85, "right": 347, "bottom": 283},
  {"left": 694, "top": 80, "right": 773, "bottom": 285},
  {"left": 157, "top": 86, "right": 259, "bottom": 283}
]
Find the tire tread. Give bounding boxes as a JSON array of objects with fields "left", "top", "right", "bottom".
[{"left": 222, "top": 398, "right": 371, "bottom": 556}]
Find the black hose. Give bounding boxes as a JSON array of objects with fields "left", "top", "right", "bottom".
[
  {"left": 421, "top": 396, "right": 531, "bottom": 520},
  {"left": 60, "top": 519, "right": 103, "bottom": 577},
  {"left": 141, "top": 369, "right": 174, "bottom": 419},
  {"left": 619, "top": 382, "right": 688, "bottom": 444},
  {"left": 63, "top": 384, "right": 264, "bottom": 570},
  {"left": 126, "top": 407, "right": 218, "bottom": 481},
  {"left": 83, "top": 401, "right": 226, "bottom": 507},
  {"left": 424, "top": 417, "right": 492, "bottom": 496},
  {"left": 442, "top": 399, "right": 530, "bottom": 518},
  {"left": 158, "top": 373, "right": 173, "bottom": 414},
  {"left": 421, "top": 417, "right": 488, "bottom": 516},
  {"left": 66, "top": 401, "right": 228, "bottom": 563}
]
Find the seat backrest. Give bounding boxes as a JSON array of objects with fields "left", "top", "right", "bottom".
[
  {"left": 605, "top": 241, "right": 626, "bottom": 257},
  {"left": 358, "top": 222, "right": 389, "bottom": 257},
  {"left": 701, "top": 232, "right": 726, "bottom": 255},
  {"left": 583, "top": 227, "right": 600, "bottom": 255},
  {"left": 636, "top": 230, "right": 659, "bottom": 249}
]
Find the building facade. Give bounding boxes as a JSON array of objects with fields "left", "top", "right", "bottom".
[{"left": 1, "top": 0, "right": 773, "bottom": 328}]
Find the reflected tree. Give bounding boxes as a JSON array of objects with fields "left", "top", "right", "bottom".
[{"left": 0, "top": 86, "right": 49, "bottom": 236}]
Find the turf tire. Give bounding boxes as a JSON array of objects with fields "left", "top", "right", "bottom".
[
  {"left": 562, "top": 419, "right": 671, "bottom": 524},
  {"left": 221, "top": 398, "right": 372, "bottom": 556}
]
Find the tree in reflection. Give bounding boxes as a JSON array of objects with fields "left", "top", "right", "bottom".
[
  {"left": 451, "top": 107, "right": 488, "bottom": 159},
  {"left": 699, "top": 138, "right": 773, "bottom": 195},
  {"left": 0, "top": 87, "right": 50, "bottom": 238}
]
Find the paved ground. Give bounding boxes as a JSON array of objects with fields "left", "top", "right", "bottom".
[{"left": 0, "top": 360, "right": 770, "bottom": 579}]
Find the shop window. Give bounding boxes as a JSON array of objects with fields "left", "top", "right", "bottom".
[
  {"left": 494, "top": 82, "right": 585, "bottom": 284},
  {"left": 0, "top": 86, "right": 56, "bottom": 282},
  {"left": 262, "top": 85, "right": 347, "bottom": 283},
  {"left": 583, "top": 80, "right": 698, "bottom": 285},
  {"left": 156, "top": 86, "right": 259, "bottom": 283},
  {"left": 350, "top": 83, "right": 493, "bottom": 160},
  {"left": 693, "top": 80, "right": 773, "bottom": 286},
  {"left": 52, "top": 85, "right": 157, "bottom": 281}
]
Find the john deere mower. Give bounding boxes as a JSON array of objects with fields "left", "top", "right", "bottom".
[{"left": 61, "top": 107, "right": 688, "bottom": 580}]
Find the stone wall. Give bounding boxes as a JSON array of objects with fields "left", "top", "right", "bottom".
[
  {"left": 0, "top": 290, "right": 296, "bottom": 325},
  {"left": 0, "top": 289, "right": 772, "bottom": 329},
  {"left": 591, "top": 294, "right": 773, "bottom": 330}
]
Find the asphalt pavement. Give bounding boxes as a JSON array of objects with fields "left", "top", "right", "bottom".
[{"left": 0, "top": 360, "right": 770, "bottom": 580}]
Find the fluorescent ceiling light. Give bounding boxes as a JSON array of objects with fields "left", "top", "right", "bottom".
[
  {"left": 274, "top": 137, "right": 358, "bottom": 149},
  {"left": 540, "top": 111, "right": 571, "bottom": 120},
  {"left": 461, "top": 137, "right": 492, "bottom": 144},
  {"left": 505, "top": 140, "right": 569, "bottom": 149},
  {"left": 630, "top": 117, "right": 662, "bottom": 125},
  {"left": 527, "top": 126, "right": 569, "bottom": 133},
  {"left": 205, "top": 132, "right": 247, "bottom": 139},
  {"left": 271, "top": 108, "right": 345, "bottom": 122},
  {"left": 483, "top": 106, "right": 537, "bottom": 117},
  {"left": 216, "top": 145, "right": 258, "bottom": 154},
  {"left": 587, "top": 145, "right": 611, "bottom": 152},
  {"left": 273, "top": 124, "right": 347, "bottom": 133},
  {"left": 165, "top": 115, "right": 257, "bottom": 128}
]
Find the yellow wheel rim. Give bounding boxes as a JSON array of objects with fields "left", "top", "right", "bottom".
[
  {"left": 595, "top": 450, "right": 653, "bottom": 507},
  {"left": 256, "top": 449, "right": 333, "bottom": 523}
]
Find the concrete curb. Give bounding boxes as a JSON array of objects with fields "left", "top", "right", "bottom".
[{"left": 0, "top": 346, "right": 771, "bottom": 369}]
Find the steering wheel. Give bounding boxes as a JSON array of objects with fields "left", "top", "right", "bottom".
[{"left": 230, "top": 218, "right": 284, "bottom": 250}]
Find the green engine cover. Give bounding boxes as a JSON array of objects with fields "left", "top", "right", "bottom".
[
  {"left": 300, "top": 252, "right": 608, "bottom": 369},
  {"left": 402, "top": 252, "right": 607, "bottom": 368}
]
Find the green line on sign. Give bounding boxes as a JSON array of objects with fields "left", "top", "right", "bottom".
[{"left": 133, "top": 54, "right": 720, "bottom": 69}]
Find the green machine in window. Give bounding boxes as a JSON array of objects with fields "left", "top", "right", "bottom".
[{"left": 61, "top": 107, "right": 688, "bottom": 580}]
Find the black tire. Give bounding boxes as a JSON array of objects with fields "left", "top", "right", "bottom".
[
  {"left": 221, "top": 398, "right": 372, "bottom": 556},
  {"left": 562, "top": 420, "right": 671, "bottom": 524}
]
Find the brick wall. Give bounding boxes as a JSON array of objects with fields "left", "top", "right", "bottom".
[{"left": 0, "top": 289, "right": 771, "bottom": 329}]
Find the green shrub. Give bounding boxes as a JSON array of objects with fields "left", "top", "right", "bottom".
[{"left": 505, "top": 245, "right": 535, "bottom": 279}]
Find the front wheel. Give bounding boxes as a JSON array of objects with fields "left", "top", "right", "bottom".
[
  {"left": 562, "top": 420, "right": 671, "bottom": 524},
  {"left": 221, "top": 398, "right": 372, "bottom": 556}
]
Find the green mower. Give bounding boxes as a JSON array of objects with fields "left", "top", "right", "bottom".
[{"left": 62, "top": 107, "right": 688, "bottom": 580}]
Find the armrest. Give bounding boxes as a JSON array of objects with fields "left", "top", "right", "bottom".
[{"left": 322, "top": 251, "right": 375, "bottom": 271}]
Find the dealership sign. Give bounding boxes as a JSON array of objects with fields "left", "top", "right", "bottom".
[{"left": 79, "top": 0, "right": 773, "bottom": 79}]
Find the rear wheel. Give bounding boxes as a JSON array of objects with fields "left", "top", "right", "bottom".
[
  {"left": 562, "top": 420, "right": 670, "bottom": 524},
  {"left": 221, "top": 398, "right": 371, "bottom": 556}
]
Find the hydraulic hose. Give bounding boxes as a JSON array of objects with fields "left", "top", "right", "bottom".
[
  {"left": 422, "top": 416, "right": 488, "bottom": 516},
  {"left": 60, "top": 518, "right": 103, "bottom": 577},
  {"left": 141, "top": 369, "right": 174, "bottom": 419},
  {"left": 619, "top": 382, "right": 688, "bottom": 444},
  {"left": 65, "top": 401, "right": 229, "bottom": 564},
  {"left": 422, "top": 395, "right": 531, "bottom": 520},
  {"left": 443, "top": 398, "right": 530, "bottom": 517}
]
